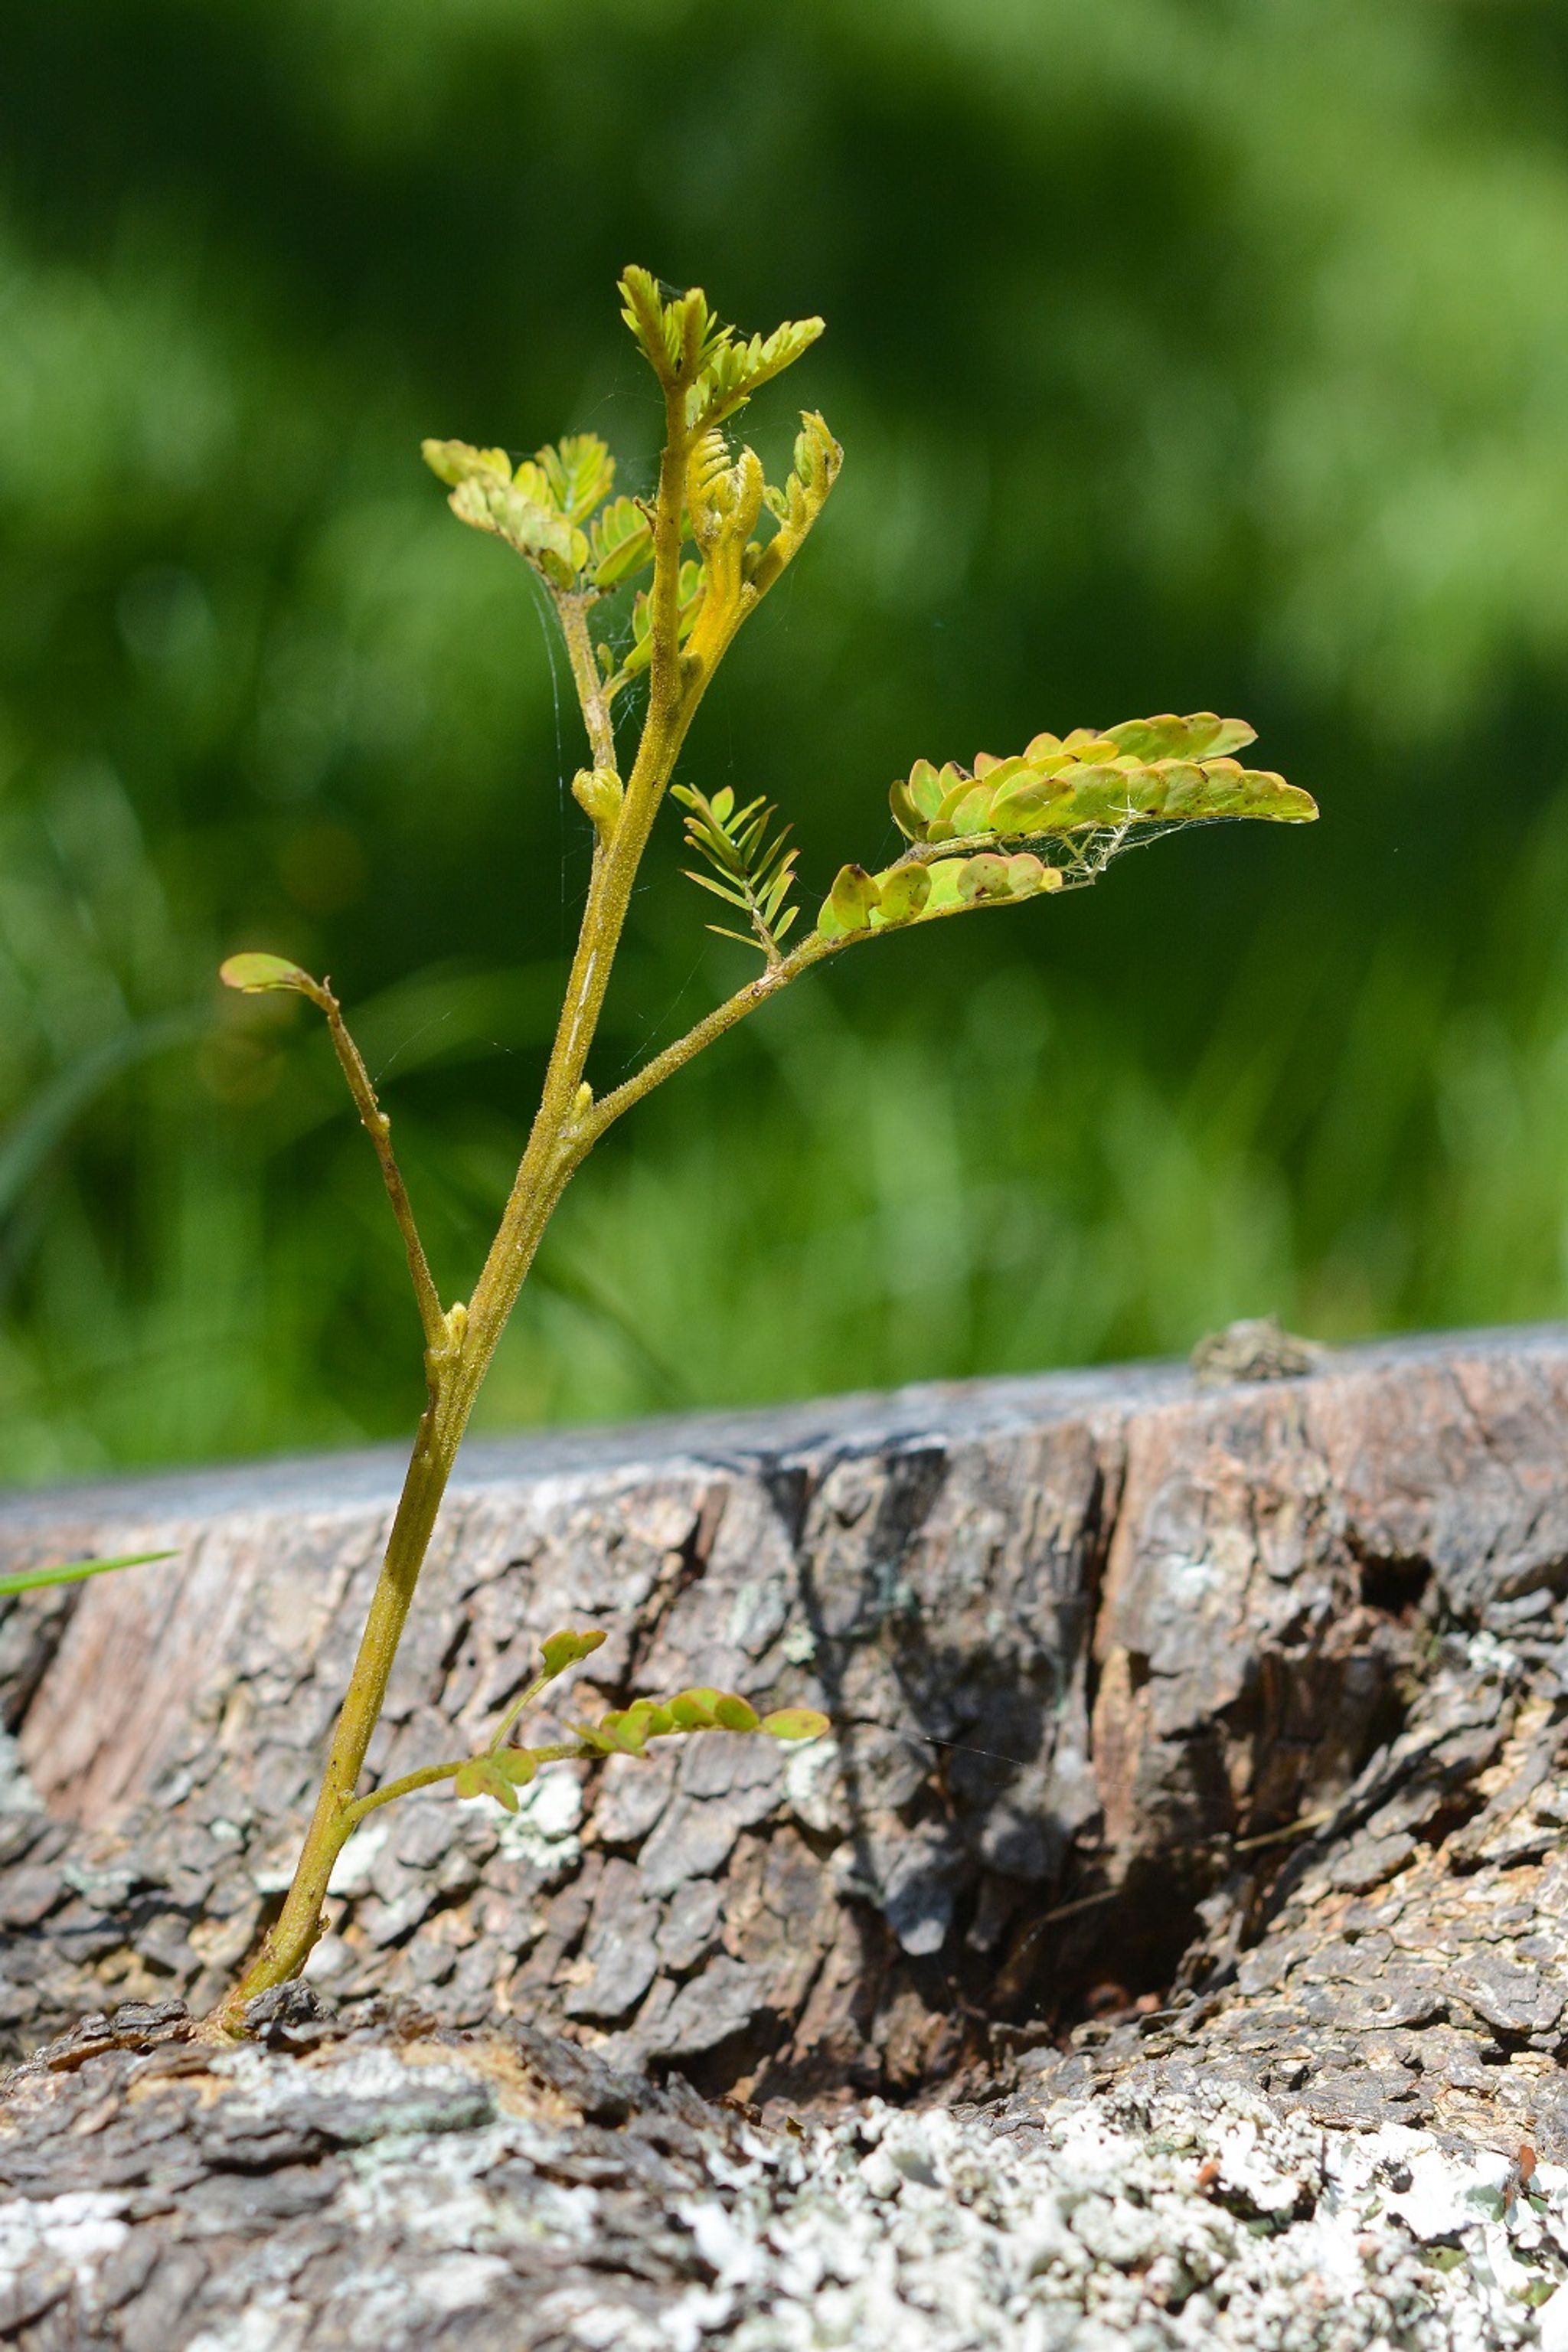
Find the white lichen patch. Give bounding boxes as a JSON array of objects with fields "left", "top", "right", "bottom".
[
  {"left": 482, "top": 1761, "right": 585, "bottom": 1876},
  {"left": 325, "top": 1811, "right": 394, "bottom": 1900},
  {"left": 0, "top": 2189, "right": 129, "bottom": 2272},
  {"left": 6, "top": 2037, "right": 1568, "bottom": 2350},
  {"left": 694, "top": 2082, "right": 1568, "bottom": 2352}
]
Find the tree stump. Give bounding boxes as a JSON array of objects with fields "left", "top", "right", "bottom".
[
  {"left": 0, "top": 1325, "right": 1563, "bottom": 2116},
  {"left": 5, "top": 1328, "right": 1568, "bottom": 2342}
]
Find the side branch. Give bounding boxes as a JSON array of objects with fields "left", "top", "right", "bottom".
[
  {"left": 320, "top": 991, "right": 447, "bottom": 1357},
  {"left": 579, "top": 930, "right": 842, "bottom": 1147},
  {"left": 578, "top": 827, "right": 1104, "bottom": 1150},
  {"left": 555, "top": 593, "right": 618, "bottom": 774},
  {"left": 342, "top": 1741, "right": 593, "bottom": 1831}
]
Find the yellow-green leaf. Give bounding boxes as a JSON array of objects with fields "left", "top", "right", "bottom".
[
  {"left": 957, "top": 853, "right": 1015, "bottom": 903},
  {"left": 761, "top": 1707, "right": 830, "bottom": 1741},
  {"left": 454, "top": 1756, "right": 519, "bottom": 1811},
  {"left": 590, "top": 495, "right": 654, "bottom": 589},
  {"left": 921, "top": 859, "right": 968, "bottom": 916},
  {"left": 1005, "top": 854, "right": 1053, "bottom": 896},
  {"left": 1102, "top": 712, "right": 1258, "bottom": 764},
  {"left": 875, "top": 867, "right": 932, "bottom": 923},
  {"left": 219, "top": 952, "right": 322, "bottom": 1000},
  {"left": 421, "top": 437, "right": 511, "bottom": 489},
  {"left": 668, "top": 1687, "right": 722, "bottom": 1730},
  {"left": 712, "top": 1694, "right": 760, "bottom": 1731},
  {"left": 935, "top": 782, "right": 993, "bottom": 841},
  {"left": 988, "top": 774, "right": 1072, "bottom": 835},
  {"left": 539, "top": 433, "right": 616, "bottom": 522},
  {"left": 823, "top": 864, "right": 879, "bottom": 935},
  {"left": 540, "top": 1627, "right": 606, "bottom": 1679}
]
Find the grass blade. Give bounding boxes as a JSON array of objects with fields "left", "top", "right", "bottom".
[{"left": 0, "top": 1550, "right": 175, "bottom": 1599}]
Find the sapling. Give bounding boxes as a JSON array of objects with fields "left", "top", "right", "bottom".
[{"left": 214, "top": 268, "right": 1317, "bottom": 2029}]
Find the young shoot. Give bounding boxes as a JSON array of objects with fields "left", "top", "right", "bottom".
[{"left": 214, "top": 267, "right": 1316, "bottom": 2031}]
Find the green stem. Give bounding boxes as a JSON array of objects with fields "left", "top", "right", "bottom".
[
  {"left": 582, "top": 935, "right": 838, "bottom": 1145},
  {"left": 215, "top": 330, "right": 854, "bottom": 2034},
  {"left": 556, "top": 592, "right": 618, "bottom": 774},
  {"left": 340, "top": 1741, "right": 587, "bottom": 1832},
  {"left": 487, "top": 1671, "right": 550, "bottom": 1756},
  {"left": 577, "top": 827, "right": 1093, "bottom": 1151},
  {"left": 216, "top": 389, "right": 701, "bottom": 2033},
  {"left": 318, "top": 987, "right": 446, "bottom": 1357}
]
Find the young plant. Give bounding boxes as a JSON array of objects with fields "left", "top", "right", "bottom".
[{"left": 214, "top": 268, "right": 1316, "bottom": 2029}]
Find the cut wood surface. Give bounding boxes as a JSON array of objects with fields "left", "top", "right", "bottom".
[{"left": 1, "top": 1326, "right": 1567, "bottom": 2145}]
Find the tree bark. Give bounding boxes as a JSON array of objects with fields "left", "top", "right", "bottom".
[{"left": 1, "top": 1326, "right": 1566, "bottom": 2140}]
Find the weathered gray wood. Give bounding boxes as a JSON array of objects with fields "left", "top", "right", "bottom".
[
  {"left": 2, "top": 1327, "right": 1566, "bottom": 2125},
  {"left": 2, "top": 1994, "right": 1560, "bottom": 2352},
  {"left": 0, "top": 2001, "right": 761, "bottom": 2350}
]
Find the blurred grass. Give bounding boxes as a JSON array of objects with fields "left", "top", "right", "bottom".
[{"left": 5, "top": 0, "right": 1568, "bottom": 1478}]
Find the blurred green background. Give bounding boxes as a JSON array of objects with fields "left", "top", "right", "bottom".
[{"left": 5, "top": 0, "right": 1568, "bottom": 1481}]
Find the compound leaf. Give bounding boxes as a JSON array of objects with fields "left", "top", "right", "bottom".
[
  {"left": 885, "top": 717, "right": 1315, "bottom": 850},
  {"left": 673, "top": 784, "right": 799, "bottom": 960},
  {"left": 539, "top": 433, "right": 616, "bottom": 522},
  {"left": 619, "top": 560, "right": 704, "bottom": 681},
  {"left": 687, "top": 315, "right": 825, "bottom": 433},
  {"left": 420, "top": 437, "right": 513, "bottom": 488},
  {"left": 566, "top": 1683, "right": 826, "bottom": 1757},
  {"left": 590, "top": 495, "right": 654, "bottom": 590},
  {"left": 1102, "top": 712, "right": 1257, "bottom": 763}
]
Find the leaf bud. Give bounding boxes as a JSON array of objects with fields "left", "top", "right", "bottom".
[{"left": 571, "top": 767, "right": 623, "bottom": 844}]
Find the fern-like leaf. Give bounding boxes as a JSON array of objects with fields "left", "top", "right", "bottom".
[
  {"left": 686, "top": 316, "right": 825, "bottom": 433},
  {"left": 423, "top": 435, "right": 619, "bottom": 593},
  {"left": 537, "top": 433, "right": 616, "bottom": 522},
  {"left": 589, "top": 495, "right": 654, "bottom": 590},
  {"left": 619, "top": 267, "right": 823, "bottom": 428},
  {"left": 672, "top": 783, "right": 801, "bottom": 961}
]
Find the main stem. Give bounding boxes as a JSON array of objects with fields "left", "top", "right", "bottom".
[{"left": 218, "top": 425, "right": 697, "bottom": 2030}]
